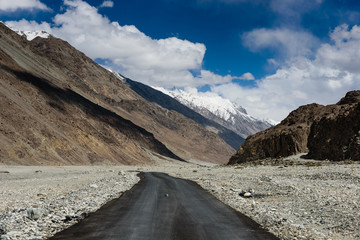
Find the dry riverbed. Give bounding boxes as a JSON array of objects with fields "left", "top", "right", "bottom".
[{"left": 0, "top": 155, "right": 359, "bottom": 240}]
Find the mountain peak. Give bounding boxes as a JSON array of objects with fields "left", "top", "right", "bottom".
[
  {"left": 153, "top": 87, "right": 273, "bottom": 138},
  {"left": 4, "top": 23, "right": 50, "bottom": 41}
]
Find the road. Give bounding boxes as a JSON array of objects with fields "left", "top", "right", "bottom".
[{"left": 50, "top": 172, "right": 278, "bottom": 240}]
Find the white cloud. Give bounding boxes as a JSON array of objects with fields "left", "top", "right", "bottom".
[
  {"left": 5, "top": 19, "right": 52, "bottom": 32},
  {"left": 270, "top": 0, "right": 323, "bottom": 19},
  {"left": 239, "top": 72, "right": 255, "bottom": 80},
  {"left": 100, "top": 1, "right": 113, "bottom": 8},
  {"left": 5, "top": 0, "right": 241, "bottom": 88},
  {"left": 242, "top": 28, "right": 320, "bottom": 59},
  {"left": 213, "top": 24, "right": 360, "bottom": 122},
  {"left": 0, "top": 0, "right": 50, "bottom": 11}
]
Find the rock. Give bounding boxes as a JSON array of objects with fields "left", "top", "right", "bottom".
[
  {"left": 63, "top": 215, "right": 76, "bottom": 222},
  {"left": 229, "top": 103, "right": 323, "bottom": 164},
  {"left": 239, "top": 190, "right": 253, "bottom": 198},
  {"left": 0, "top": 171, "right": 9, "bottom": 174},
  {"left": 243, "top": 192, "right": 252, "bottom": 198},
  {"left": 164, "top": 194, "right": 169, "bottom": 197},
  {"left": 89, "top": 184, "right": 98, "bottom": 189},
  {"left": 229, "top": 91, "right": 360, "bottom": 164},
  {"left": 27, "top": 208, "right": 43, "bottom": 220},
  {"left": 307, "top": 96, "right": 360, "bottom": 161}
]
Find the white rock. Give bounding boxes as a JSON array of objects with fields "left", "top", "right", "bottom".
[{"left": 244, "top": 192, "right": 252, "bottom": 197}]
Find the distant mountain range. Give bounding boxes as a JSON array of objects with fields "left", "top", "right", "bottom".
[{"left": 154, "top": 87, "right": 274, "bottom": 139}]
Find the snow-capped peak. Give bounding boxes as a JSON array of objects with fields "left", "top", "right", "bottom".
[
  {"left": 14, "top": 29, "right": 49, "bottom": 41},
  {"left": 3, "top": 23, "right": 50, "bottom": 41},
  {"left": 154, "top": 87, "right": 250, "bottom": 122},
  {"left": 153, "top": 87, "right": 275, "bottom": 138}
]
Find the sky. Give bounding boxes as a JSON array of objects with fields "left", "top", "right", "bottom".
[{"left": 1, "top": 0, "right": 360, "bottom": 121}]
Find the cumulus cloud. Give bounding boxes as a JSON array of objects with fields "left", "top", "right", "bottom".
[
  {"left": 5, "top": 0, "right": 241, "bottom": 88},
  {"left": 213, "top": 24, "right": 360, "bottom": 122},
  {"left": 99, "top": 1, "right": 113, "bottom": 8},
  {"left": 0, "top": 0, "right": 50, "bottom": 11},
  {"left": 242, "top": 28, "right": 320, "bottom": 59}
]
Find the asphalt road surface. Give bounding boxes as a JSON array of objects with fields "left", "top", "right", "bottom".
[{"left": 51, "top": 172, "right": 278, "bottom": 240}]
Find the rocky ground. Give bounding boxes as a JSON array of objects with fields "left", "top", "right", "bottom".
[
  {"left": 0, "top": 166, "right": 139, "bottom": 239},
  {"left": 0, "top": 155, "right": 359, "bottom": 240}
]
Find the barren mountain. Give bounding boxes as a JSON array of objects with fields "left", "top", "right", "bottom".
[
  {"left": 126, "top": 79, "right": 244, "bottom": 149},
  {"left": 0, "top": 23, "right": 234, "bottom": 165},
  {"left": 229, "top": 91, "right": 360, "bottom": 164}
]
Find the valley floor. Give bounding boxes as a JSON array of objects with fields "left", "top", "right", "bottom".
[{"left": 0, "top": 155, "right": 359, "bottom": 240}]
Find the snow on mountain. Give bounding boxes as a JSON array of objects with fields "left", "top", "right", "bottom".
[
  {"left": 3, "top": 23, "right": 49, "bottom": 41},
  {"left": 155, "top": 87, "right": 250, "bottom": 122},
  {"left": 14, "top": 30, "right": 50, "bottom": 41},
  {"left": 154, "top": 87, "right": 274, "bottom": 138},
  {"left": 103, "top": 67, "right": 126, "bottom": 82}
]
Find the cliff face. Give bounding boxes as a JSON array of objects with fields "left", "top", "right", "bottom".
[
  {"left": 229, "top": 91, "right": 360, "bottom": 164},
  {"left": 0, "top": 23, "right": 234, "bottom": 165},
  {"left": 306, "top": 92, "right": 360, "bottom": 161},
  {"left": 228, "top": 104, "right": 323, "bottom": 164}
]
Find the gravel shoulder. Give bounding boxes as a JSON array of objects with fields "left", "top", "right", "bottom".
[
  {"left": 0, "top": 166, "right": 139, "bottom": 239},
  {"left": 0, "top": 155, "right": 359, "bottom": 240}
]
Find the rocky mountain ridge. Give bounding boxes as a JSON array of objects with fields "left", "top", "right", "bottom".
[
  {"left": 155, "top": 87, "right": 273, "bottom": 138},
  {"left": 229, "top": 91, "right": 360, "bottom": 164},
  {"left": 125, "top": 79, "right": 245, "bottom": 149}
]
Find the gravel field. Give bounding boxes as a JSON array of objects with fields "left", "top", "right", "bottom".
[
  {"left": 0, "top": 166, "right": 139, "bottom": 239},
  {"left": 0, "top": 155, "right": 359, "bottom": 240}
]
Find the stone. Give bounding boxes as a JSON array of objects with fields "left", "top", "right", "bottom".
[
  {"left": 239, "top": 190, "right": 253, "bottom": 198},
  {"left": 27, "top": 208, "right": 43, "bottom": 220},
  {"left": 243, "top": 192, "right": 252, "bottom": 198},
  {"left": 89, "top": 184, "right": 98, "bottom": 189}
]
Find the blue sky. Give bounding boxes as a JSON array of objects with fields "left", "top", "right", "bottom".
[{"left": 1, "top": 0, "right": 360, "bottom": 121}]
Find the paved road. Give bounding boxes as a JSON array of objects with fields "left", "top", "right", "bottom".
[{"left": 51, "top": 172, "right": 278, "bottom": 240}]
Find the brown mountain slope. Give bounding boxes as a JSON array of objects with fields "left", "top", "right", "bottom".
[
  {"left": 0, "top": 37, "right": 180, "bottom": 165},
  {"left": 0, "top": 23, "right": 233, "bottom": 165},
  {"left": 306, "top": 91, "right": 360, "bottom": 161},
  {"left": 229, "top": 91, "right": 360, "bottom": 164}
]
